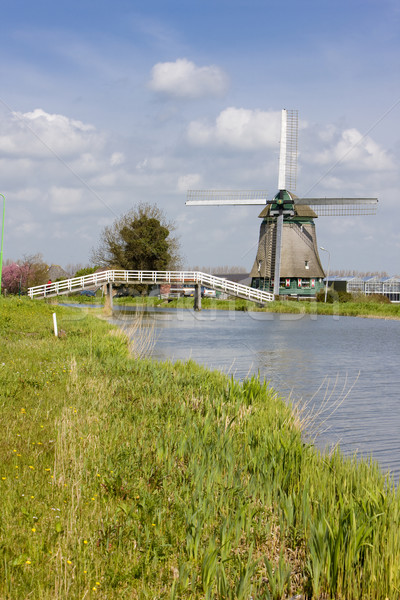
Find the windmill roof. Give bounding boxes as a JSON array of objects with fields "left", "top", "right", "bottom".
[
  {"left": 295, "top": 204, "right": 318, "bottom": 218},
  {"left": 258, "top": 201, "right": 317, "bottom": 219}
]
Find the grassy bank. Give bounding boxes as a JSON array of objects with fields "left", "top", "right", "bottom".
[
  {"left": 1, "top": 297, "right": 400, "bottom": 599},
  {"left": 62, "top": 293, "right": 400, "bottom": 320}
]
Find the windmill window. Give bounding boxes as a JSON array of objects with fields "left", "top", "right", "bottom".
[{"left": 305, "top": 260, "right": 309, "bottom": 270}]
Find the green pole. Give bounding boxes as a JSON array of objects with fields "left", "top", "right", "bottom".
[{"left": 0, "top": 194, "right": 5, "bottom": 296}]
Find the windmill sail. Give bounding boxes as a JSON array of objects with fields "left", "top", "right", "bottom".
[
  {"left": 185, "top": 108, "right": 378, "bottom": 300},
  {"left": 273, "top": 109, "right": 298, "bottom": 294},
  {"left": 186, "top": 190, "right": 268, "bottom": 206},
  {"left": 278, "top": 109, "right": 298, "bottom": 191},
  {"left": 295, "top": 197, "right": 378, "bottom": 216}
]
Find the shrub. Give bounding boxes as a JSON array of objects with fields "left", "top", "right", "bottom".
[{"left": 352, "top": 292, "right": 391, "bottom": 304}]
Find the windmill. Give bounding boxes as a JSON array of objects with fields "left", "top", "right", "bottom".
[{"left": 186, "top": 109, "right": 378, "bottom": 298}]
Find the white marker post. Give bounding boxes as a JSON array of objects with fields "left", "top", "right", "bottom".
[{"left": 53, "top": 313, "right": 58, "bottom": 337}]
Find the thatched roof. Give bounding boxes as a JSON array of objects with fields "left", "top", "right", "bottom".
[
  {"left": 250, "top": 220, "right": 325, "bottom": 279},
  {"left": 47, "top": 264, "right": 69, "bottom": 281}
]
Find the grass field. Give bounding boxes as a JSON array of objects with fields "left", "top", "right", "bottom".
[{"left": 1, "top": 296, "right": 400, "bottom": 599}]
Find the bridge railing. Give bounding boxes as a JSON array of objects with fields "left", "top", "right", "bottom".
[
  {"left": 28, "top": 270, "right": 274, "bottom": 303},
  {"left": 194, "top": 272, "right": 274, "bottom": 303}
]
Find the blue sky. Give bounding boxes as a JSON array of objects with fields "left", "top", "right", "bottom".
[{"left": 1, "top": 0, "right": 399, "bottom": 274}]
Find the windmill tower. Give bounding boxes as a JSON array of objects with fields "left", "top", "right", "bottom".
[{"left": 186, "top": 109, "right": 378, "bottom": 298}]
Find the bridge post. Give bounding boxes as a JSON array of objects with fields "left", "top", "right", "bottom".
[
  {"left": 109, "top": 282, "right": 113, "bottom": 308},
  {"left": 104, "top": 282, "right": 113, "bottom": 313},
  {"left": 194, "top": 283, "right": 201, "bottom": 311}
]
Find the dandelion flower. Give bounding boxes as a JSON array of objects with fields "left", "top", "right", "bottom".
[
  {"left": 29, "top": 466, "right": 34, "bottom": 470},
  {"left": 31, "top": 528, "right": 36, "bottom": 532},
  {"left": 83, "top": 540, "right": 88, "bottom": 544},
  {"left": 67, "top": 560, "right": 72, "bottom": 565},
  {"left": 25, "top": 560, "right": 31, "bottom": 565},
  {"left": 1, "top": 477, "right": 6, "bottom": 481}
]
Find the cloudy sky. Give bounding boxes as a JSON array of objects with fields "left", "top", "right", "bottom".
[{"left": 1, "top": 0, "right": 399, "bottom": 274}]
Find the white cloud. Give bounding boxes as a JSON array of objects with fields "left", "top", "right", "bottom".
[
  {"left": 47, "top": 186, "right": 85, "bottom": 215},
  {"left": 314, "top": 127, "right": 395, "bottom": 171},
  {"left": 177, "top": 173, "right": 201, "bottom": 192},
  {"left": 149, "top": 58, "right": 228, "bottom": 98},
  {"left": 110, "top": 152, "right": 125, "bottom": 166},
  {"left": 0, "top": 109, "right": 103, "bottom": 159},
  {"left": 187, "top": 108, "right": 281, "bottom": 150}
]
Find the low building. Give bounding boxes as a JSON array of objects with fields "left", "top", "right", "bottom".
[{"left": 326, "top": 275, "right": 400, "bottom": 303}]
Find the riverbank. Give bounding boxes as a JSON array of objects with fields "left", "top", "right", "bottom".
[
  {"left": 63, "top": 293, "right": 400, "bottom": 320},
  {"left": 1, "top": 296, "right": 400, "bottom": 599}
]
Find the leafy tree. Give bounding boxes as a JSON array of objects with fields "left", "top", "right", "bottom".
[
  {"left": 74, "top": 266, "right": 98, "bottom": 278},
  {"left": 91, "top": 203, "right": 181, "bottom": 271},
  {"left": 1, "top": 254, "right": 48, "bottom": 294}
]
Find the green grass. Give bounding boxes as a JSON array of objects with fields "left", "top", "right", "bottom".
[{"left": 1, "top": 297, "right": 400, "bottom": 599}]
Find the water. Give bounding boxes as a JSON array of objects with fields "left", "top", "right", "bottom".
[{"left": 111, "top": 306, "right": 400, "bottom": 481}]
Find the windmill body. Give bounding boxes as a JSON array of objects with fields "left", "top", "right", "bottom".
[
  {"left": 250, "top": 190, "right": 325, "bottom": 296},
  {"left": 186, "top": 110, "right": 378, "bottom": 298}
]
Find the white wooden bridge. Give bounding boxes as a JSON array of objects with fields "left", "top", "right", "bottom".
[{"left": 28, "top": 270, "right": 274, "bottom": 305}]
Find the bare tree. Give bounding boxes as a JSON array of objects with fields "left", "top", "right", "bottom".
[{"left": 187, "top": 265, "right": 248, "bottom": 274}]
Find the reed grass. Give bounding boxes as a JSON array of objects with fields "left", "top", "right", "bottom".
[{"left": 1, "top": 296, "right": 400, "bottom": 599}]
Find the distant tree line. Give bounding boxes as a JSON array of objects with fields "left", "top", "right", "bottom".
[
  {"left": 330, "top": 269, "right": 398, "bottom": 278},
  {"left": 188, "top": 265, "right": 248, "bottom": 274}
]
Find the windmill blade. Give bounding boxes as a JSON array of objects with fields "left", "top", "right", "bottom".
[
  {"left": 278, "top": 109, "right": 298, "bottom": 191},
  {"left": 186, "top": 190, "right": 268, "bottom": 206},
  {"left": 295, "top": 197, "right": 378, "bottom": 216}
]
